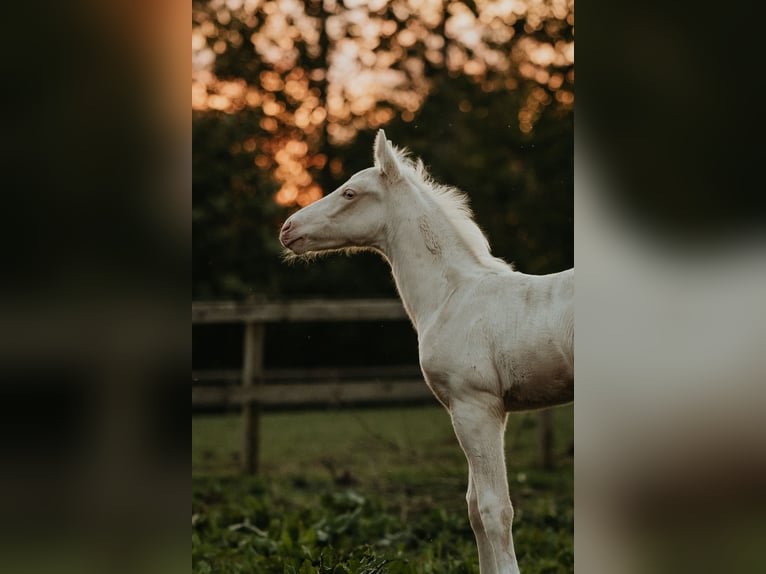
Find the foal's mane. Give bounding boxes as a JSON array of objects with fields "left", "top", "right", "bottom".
[{"left": 393, "top": 147, "right": 512, "bottom": 272}]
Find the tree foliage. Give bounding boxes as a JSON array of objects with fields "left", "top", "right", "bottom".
[{"left": 192, "top": 0, "right": 574, "bottom": 299}]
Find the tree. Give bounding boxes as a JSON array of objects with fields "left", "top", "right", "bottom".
[{"left": 192, "top": 0, "right": 574, "bottom": 298}]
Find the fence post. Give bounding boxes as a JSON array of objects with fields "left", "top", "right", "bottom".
[
  {"left": 242, "top": 320, "right": 265, "bottom": 474},
  {"left": 538, "top": 409, "right": 554, "bottom": 470}
]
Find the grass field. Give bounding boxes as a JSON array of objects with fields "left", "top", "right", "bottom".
[{"left": 192, "top": 404, "right": 573, "bottom": 573}]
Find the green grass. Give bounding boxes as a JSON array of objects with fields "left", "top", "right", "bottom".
[{"left": 192, "top": 405, "right": 573, "bottom": 573}]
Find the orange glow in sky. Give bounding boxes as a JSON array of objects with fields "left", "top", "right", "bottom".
[{"left": 192, "top": 0, "right": 574, "bottom": 206}]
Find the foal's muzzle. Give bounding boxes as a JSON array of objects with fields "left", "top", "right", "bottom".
[{"left": 279, "top": 218, "right": 302, "bottom": 251}]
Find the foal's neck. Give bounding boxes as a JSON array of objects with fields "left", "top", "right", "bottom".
[{"left": 380, "top": 195, "right": 492, "bottom": 331}]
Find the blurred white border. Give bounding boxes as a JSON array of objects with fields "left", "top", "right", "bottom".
[{"left": 575, "top": 125, "right": 766, "bottom": 573}]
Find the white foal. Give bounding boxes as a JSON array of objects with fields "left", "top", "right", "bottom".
[{"left": 279, "top": 130, "right": 574, "bottom": 574}]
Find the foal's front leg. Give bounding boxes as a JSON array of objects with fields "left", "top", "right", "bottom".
[
  {"left": 467, "top": 468, "right": 501, "bottom": 574},
  {"left": 451, "top": 398, "right": 520, "bottom": 574}
]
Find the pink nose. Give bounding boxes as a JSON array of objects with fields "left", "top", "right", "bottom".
[{"left": 279, "top": 219, "right": 294, "bottom": 245}]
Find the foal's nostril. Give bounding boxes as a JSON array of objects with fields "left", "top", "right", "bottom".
[{"left": 281, "top": 220, "right": 293, "bottom": 234}]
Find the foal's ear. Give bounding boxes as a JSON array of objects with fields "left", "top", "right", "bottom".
[{"left": 374, "top": 129, "right": 401, "bottom": 181}]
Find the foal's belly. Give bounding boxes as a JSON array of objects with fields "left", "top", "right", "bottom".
[
  {"left": 503, "top": 374, "right": 573, "bottom": 412},
  {"left": 497, "top": 344, "right": 574, "bottom": 412}
]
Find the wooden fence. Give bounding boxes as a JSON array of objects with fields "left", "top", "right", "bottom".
[{"left": 192, "top": 299, "right": 554, "bottom": 474}]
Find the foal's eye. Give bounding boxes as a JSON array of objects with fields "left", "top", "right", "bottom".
[{"left": 342, "top": 188, "right": 356, "bottom": 200}]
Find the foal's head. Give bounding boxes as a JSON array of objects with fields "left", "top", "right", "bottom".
[{"left": 279, "top": 130, "right": 411, "bottom": 255}]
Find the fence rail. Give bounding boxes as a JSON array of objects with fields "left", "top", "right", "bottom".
[
  {"left": 193, "top": 298, "right": 426, "bottom": 474},
  {"left": 192, "top": 379, "right": 430, "bottom": 408},
  {"left": 192, "top": 298, "right": 408, "bottom": 324},
  {"left": 192, "top": 299, "right": 554, "bottom": 474}
]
